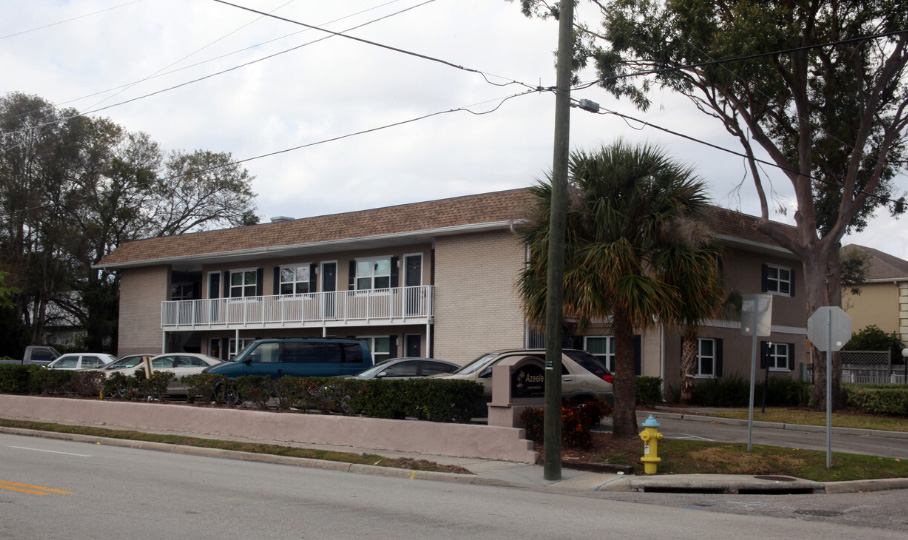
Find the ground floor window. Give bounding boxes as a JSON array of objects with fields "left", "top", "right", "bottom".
[
  {"left": 585, "top": 336, "right": 615, "bottom": 371},
  {"left": 358, "top": 336, "right": 393, "bottom": 363},
  {"left": 229, "top": 338, "right": 255, "bottom": 359},
  {"left": 697, "top": 338, "right": 716, "bottom": 377},
  {"left": 763, "top": 342, "right": 792, "bottom": 371}
]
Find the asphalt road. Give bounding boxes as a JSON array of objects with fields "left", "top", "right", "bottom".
[
  {"left": 2, "top": 432, "right": 907, "bottom": 539},
  {"left": 633, "top": 415, "right": 908, "bottom": 459}
]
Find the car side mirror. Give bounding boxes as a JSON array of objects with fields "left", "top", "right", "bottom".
[
  {"left": 375, "top": 372, "right": 387, "bottom": 379},
  {"left": 479, "top": 367, "right": 492, "bottom": 378}
]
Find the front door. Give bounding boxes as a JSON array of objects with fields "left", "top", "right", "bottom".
[
  {"left": 321, "top": 262, "right": 337, "bottom": 319},
  {"left": 405, "top": 334, "right": 421, "bottom": 357},
  {"left": 404, "top": 254, "right": 422, "bottom": 315}
]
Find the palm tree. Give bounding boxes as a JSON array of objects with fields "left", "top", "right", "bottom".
[{"left": 518, "top": 140, "right": 712, "bottom": 438}]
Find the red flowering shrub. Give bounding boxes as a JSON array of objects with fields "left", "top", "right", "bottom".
[{"left": 518, "top": 398, "right": 613, "bottom": 448}]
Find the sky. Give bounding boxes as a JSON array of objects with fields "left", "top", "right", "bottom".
[{"left": 2, "top": 0, "right": 907, "bottom": 259}]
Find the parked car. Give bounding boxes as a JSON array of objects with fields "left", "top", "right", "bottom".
[
  {"left": 47, "top": 353, "right": 117, "bottom": 370},
  {"left": 101, "top": 354, "right": 156, "bottom": 372},
  {"left": 436, "top": 349, "right": 614, "bottom": 403},
  {"left": 105, "top": 353, "right": 225, "bottom": 395},
  {"left": 203, "top": 338, "right": 373, "bottom": 379},
  {"left": 346, "top": 357, "right": 459, "bottom": 380},
  {"left": 0, "top": 345, "right": 61, "bottom": 366}
]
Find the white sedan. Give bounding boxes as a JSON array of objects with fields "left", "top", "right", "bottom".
[
  {"left": 105, "top": 353, "right": 225, "bottom": 395},
  {"left": 47, "top": 353, "right": 117, "bottom": 370}
]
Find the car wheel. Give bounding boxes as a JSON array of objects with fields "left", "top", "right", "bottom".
[{"left": 222, "top": 386, "right": 242, "bottom": 407}]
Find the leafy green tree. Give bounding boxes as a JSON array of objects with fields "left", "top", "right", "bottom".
[
  {"left": 0, "top": 92, "right": 258, "bottom": 351},
  {"left": 518, "top": 140, "right": 712, "bottom": 437},
  {"left": 513, "top": 0, "right": 908, "bottom": 410},
  {"left": 844, "top": 325, "right": 906, "bottom": 365}
]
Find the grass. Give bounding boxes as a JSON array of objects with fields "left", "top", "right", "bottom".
[
  {"left": 559, "top": 432, "right": 908, "bottom": 482},
  {"left": 692, "top": 407, "right": 908, "bottom": 432},
  {"left": 0, "top": 418, "right": 470, "bottom": 474}
]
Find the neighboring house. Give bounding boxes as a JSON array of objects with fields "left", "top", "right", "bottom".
[
  {"left": 96, "top": 189, "right": 807, "bottom": 397},
  {"left": 841, "top": 244, "right": 908, "bottom": 346}
]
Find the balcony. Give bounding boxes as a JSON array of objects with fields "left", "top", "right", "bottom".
[{"left": 161, "top": 286, "right": 435, "bottom": 331}]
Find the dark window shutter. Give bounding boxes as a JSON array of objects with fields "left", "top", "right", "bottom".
[
  {"left": 633, "top": 335, "right": 642, "bottom": 376},
  {"left": 390, "top": 256, "right": 399, "bottom": 288},
  {"left": 223, "top": 271, "right": 229, "bottom": 297},
  {"left": 761, "top": 264, "right": 769, "bottom": 292},
  {"left": 256, "top": 268, "right": 264, "bottom": 296},
  {"left": 348, "top": 260, "right": 356, "bottom": 290},
  {"left": 787, "top": 343, "right": 796, "bottom": 371},
  {"left": 789, "top": 268, "right": 796, "bottom": 297},
  {"left": 309, "top": 263, "right": 317, "bottom": 292},
  {"left": 273, "top": 267, "right": 280, "bottom": 295},
  {"left": 389, "top": 336, "right": 398, "bottom": 359},
  {"left": 209, "top": 273, "right": 220, "bottom": 299},
  {"left": 716, "top": 339, "right": 724, "bottom": 377},
  {"left": 760, "top": 341, "right": 769, "bottom": 369}
]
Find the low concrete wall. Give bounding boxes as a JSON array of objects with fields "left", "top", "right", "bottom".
[{"left": 0, "top": 395, "right": 538, "bottom": 463}]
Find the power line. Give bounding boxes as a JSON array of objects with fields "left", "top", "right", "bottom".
[
  {"left": 577, "top": 98, "right": 905, "bottom": 207},
  {"left": 0, "top": 0, "right": 143, "bottom": 40},
  {"left": 212, "top": 0, "right": 537, "bottom": 90},
  {"left": 0, "top": 89, "right": 542, "bottom": 219}
]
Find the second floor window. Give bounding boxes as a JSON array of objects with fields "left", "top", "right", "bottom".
[
  {"left": 280, "top": 265, "right": 311, "bottom": 295},
  {"left": 763, "top": 264, "right": 793, "bottom": 296},
  {"left": 356, "top": 258, "right": 391, "bottom": 290},
  {"left": 230, "top": 270, "right": 257, "bottom": 298}
]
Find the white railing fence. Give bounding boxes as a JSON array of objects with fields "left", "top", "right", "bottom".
[
  {"left": 161, "top": 285, "right": 434, "bottom": 328},
  {"left": 802, "top": 350, "right": 907, "bottom": 384}
]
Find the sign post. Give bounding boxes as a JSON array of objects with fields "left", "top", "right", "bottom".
[
  {"left": 807, "top": 306, "right": 852, "bottom": 469},
  {"left": 741, "top": 294, "right": 772, "bottom": 452}
]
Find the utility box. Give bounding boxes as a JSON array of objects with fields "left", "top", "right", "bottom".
[{"left": 487, "top": 355, "right": 546, "bottom": 428}]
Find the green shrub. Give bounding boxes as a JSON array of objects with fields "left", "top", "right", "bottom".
[
  {"left": 843, "top": 384, "right": 908, "bottom": 416},
  {"left": 689, "top": 374, "right": 810, "bottom": 407},
  {"left": 183, "top": 373, "right": 227, "bottom": 403},
  {"left": 236, "top": 376, "right": 274, "bottom": 409},
  {"left": 70, "top": 371, "right": 104, "bottom": 397},
  {"left": 635, "top": 376, "right": 663, "bottom": 406},
  {"left": 0, "top": 365, "right": 32, "bottom": 393},
  {"left": 103, "top": 372, "right": 135, "bottom": 399}
]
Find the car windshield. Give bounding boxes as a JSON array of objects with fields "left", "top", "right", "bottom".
[
  {"left": 105, "top": 356, "right": 144, "bottom": 370},
  {"left": 453, "top": 353, "right": 499, "bottom": 375},
  {"left": 564, "top": 350, "right": 610, "bottom": 374}
]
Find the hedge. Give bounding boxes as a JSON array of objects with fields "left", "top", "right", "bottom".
[
  {"left": 686, "top": 373, "right": 812, "bottom": 407},
  {"left": 843, "top": 384, "right": 908, "bottom": 416},
  {"left": 635, "top": 377, "right": 663, "bottom": 407}
]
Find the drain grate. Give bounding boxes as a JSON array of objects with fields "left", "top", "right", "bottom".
[{"left": 754, "top": 475, "right": 797, "bottom": 482}]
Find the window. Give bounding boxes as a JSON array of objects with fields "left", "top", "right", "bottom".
[
  {"left": 585, "top": 336, "right": 615, "bottom": 371},
  {"left": 763, "top": 264, "right": 794, "bottom": 296},
  {"left": 381, "top": 361, "right": 419, "bottom": 377},
  {"left": 248, "top": 342, "right": 280, "bottom": 363},
  {"left": 356, "top": 258, "right": 391, "bottom": 291},
  {"left": 171, "top": 283, "right": 195, "bottom": 300},
  {"left": 230, "top": 270, "right": 257, "bottom": 298},
  {"left": 762, "top": 342, "right": 793, "bottom": 371},
  {"left": 229, "top": 338, "right": 255, "bottom": 358},
  {"left": 280, "top": 265, "right": 311, "bottom": 295},
  {"left": 697, "top": 339, "right": 716, "bottom": 377},
  {"left": 151, "top": 356, "right": 176, "bottom": 369},
  {"left": 81, "top": 356, "right": 105, "bottom": 369},
  {"left": 360, "top": 336, "right": 392, "bottom": 363}
]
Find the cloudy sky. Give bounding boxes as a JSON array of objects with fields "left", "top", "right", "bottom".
[{"left": 3, "top": 0, "right": 906, "bottom": 258}]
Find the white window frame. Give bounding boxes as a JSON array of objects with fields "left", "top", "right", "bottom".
[
  {"left": 170, "top": 282, "right": 194, "bottom": 301},
  {"left": 697, "top": 338, "right": 716, "bottom": 378},
  {"left": 767, "top": 342, "right": 791, "bottom": 371},
  {"left": 228, "top": 338, "right": 255, "bottom": 359},
  {"left": 279, "top": 264, "right": 312, "bottom": 296},
  {"left": 229, "top": 268, "right": 258, "bottom": 299},
  {"left": 358, "top": 335, "right": 392, "bottom": 363},
  {"left": 355, "top": 257, "right": 392, "bottom": 292},
  {"left": 765, "top": 264, "right": 792, "bottom": 296},
  {"left": 584, "top": 336, "right": 615, "bottom": 372}
]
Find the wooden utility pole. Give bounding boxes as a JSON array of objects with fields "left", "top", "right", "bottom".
[{"left": 543, "top": 0, "right": 574, "bottom": 482}]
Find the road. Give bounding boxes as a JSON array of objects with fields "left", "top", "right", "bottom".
[
  {"left": 630, "top": 415, "right": 908, "bottom": 459},
  {"left": 2, "top": 432, "right": 907, "bottom": 539}
]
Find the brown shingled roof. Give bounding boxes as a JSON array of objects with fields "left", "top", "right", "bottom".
[
  {"left": 98, "top": 188, "right": 797, "bottom": 268},
  {"left": 842, "top": 244, "right": 908, "bottom": 280},
  {"left": 98, "top": 189, "right": 535, "bottom": 267}
]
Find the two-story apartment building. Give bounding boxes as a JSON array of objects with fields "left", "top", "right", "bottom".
[{"left": 97, "top": 188, "right": 807, "bottom": 397}]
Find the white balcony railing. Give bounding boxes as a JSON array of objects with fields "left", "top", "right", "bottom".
[{"left": 161, "top": 286, "right": 435, "bottom": 329}]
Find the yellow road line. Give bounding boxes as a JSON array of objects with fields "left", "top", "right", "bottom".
[
  {"left": 0, "top": 480, "right": 73, "bottom": 495},
  {"left": 0, "top": 485, "right": 48, "bottom": 495}
]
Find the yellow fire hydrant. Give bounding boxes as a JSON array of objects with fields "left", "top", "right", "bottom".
[{"left": 639, "top": 414, "right": 663, "bottom": 475}]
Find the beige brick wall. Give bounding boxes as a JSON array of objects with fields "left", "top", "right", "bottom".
[
  {"left": 118, "top": 265, "right": 169, "bottom": 356},
  {"left": 433, "top": 230, "right": 526, "bottom": 364}
]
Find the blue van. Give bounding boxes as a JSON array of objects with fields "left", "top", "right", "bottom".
[{"left": 203, "top": 338, "right": 373, "bottom": 379}]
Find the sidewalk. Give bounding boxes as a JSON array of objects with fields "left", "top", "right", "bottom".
[{"left": 4, "top": 409, "right": 907, "bottom": 495}]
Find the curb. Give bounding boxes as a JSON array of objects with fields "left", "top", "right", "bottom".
[{"left": 0, "top": 426, "right": 521, "bottom": 489}]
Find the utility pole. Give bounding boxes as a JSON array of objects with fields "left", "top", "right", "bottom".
[{"left": 543, "top": 0, "right": 574, "bottom": 482}]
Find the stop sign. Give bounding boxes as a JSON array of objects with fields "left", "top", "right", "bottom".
[{"left": 807, "top": 306, "right": 852, "bottom": 352}]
